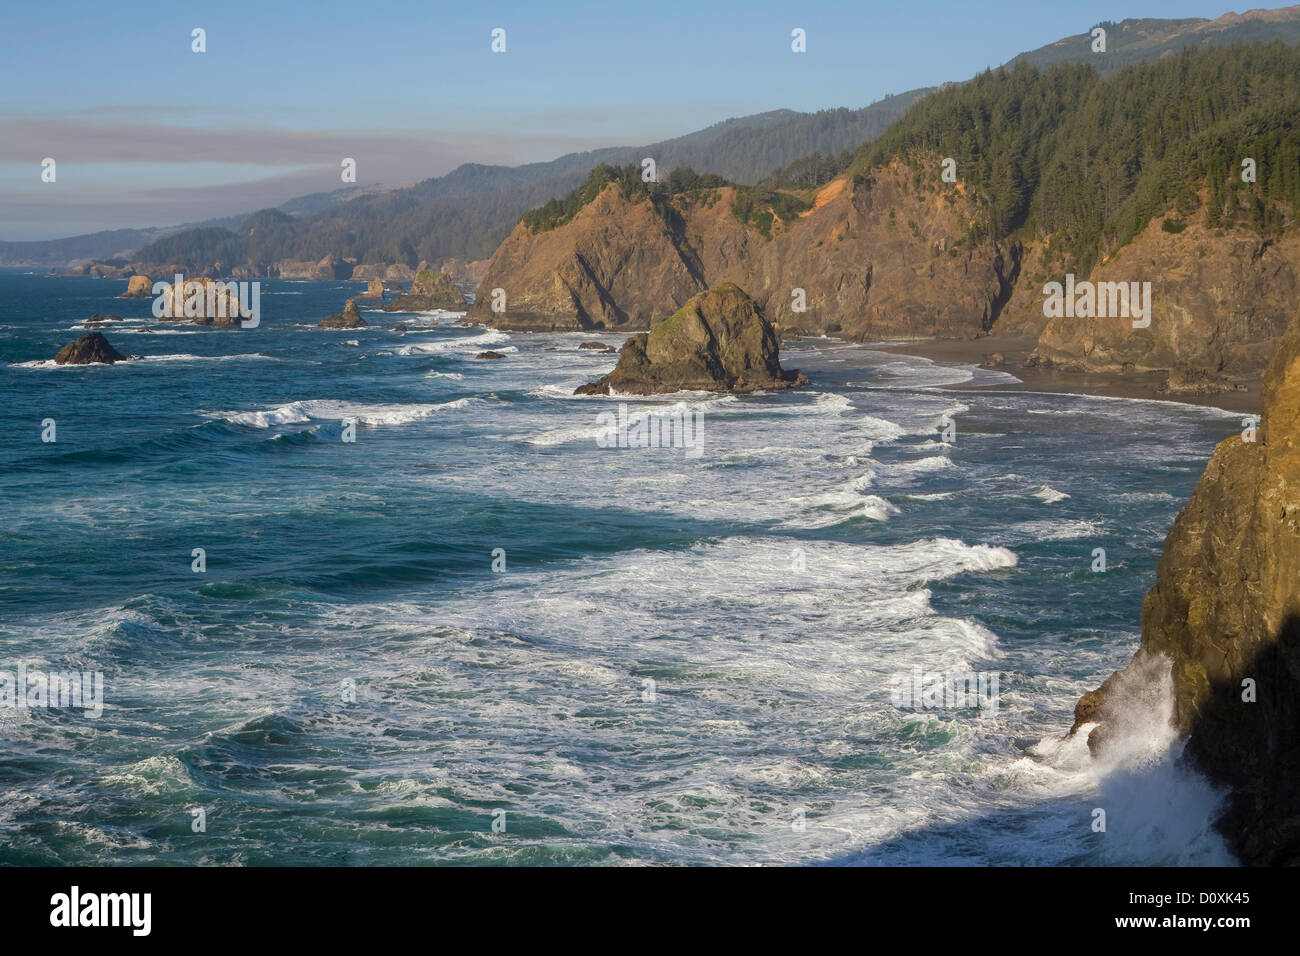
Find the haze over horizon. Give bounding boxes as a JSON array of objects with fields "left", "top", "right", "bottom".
[{"left": 0, "top": 0, "right": 1277, "bottom": 240}]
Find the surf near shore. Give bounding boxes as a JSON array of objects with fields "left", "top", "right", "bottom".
[{"left": 865, "top": 335, "right": 1261, "bottom": 415}]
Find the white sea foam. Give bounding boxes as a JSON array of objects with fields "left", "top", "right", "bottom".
[
  {"left": 1030, "top": 485, "right": 1071, "bottom": 503},
  {"left": 212, "top": 397, "right": 475, "bottom": 428},
  {"left": 12, "top": 352, "right": 275, "bottom": 369},
  {"left": 138, "top": 353, "right": 277, "bottom": 363},
  {"left": 394, "top": 330, "right": 508, "bottom": 355},
  {"left": 997, "top": 518, "right": 1103, "bottom": 543}
]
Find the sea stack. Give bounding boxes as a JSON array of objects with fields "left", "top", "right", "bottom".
[
  {"left": 358, "top": 277, "right": 385, "bottom": 300},
  {"left": 319, "top": 299, "right": 368, "bottom": 329},
  {"left": 153, "top": 276, "right": 246, "bottom": 326},
  {"left": 574, "top": 283, "right": 809, "bottom": 395},
  {"left": 53, "top": 332, "right": 127, "bottom": 365},
  {"left": 1070, "top": 305, "right": 1300, "bottom": 864},
  {"left": 383, "top": 270, "right": 466, "bottom": 312},
  {"left": 119, "top": 275, "right": 152, "bottom": 298}
]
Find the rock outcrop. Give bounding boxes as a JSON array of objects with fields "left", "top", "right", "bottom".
[
  {"left": 153, "top": 276, "right": 247, "bottom": 326},
  {"left": 440, "top": 258, "right": 490, "bottom": 286},
  {"left": 319, "top": 299, "right": 368, "bottom": 329},
  {"left": 277, "top": 256, "right": 352, "bottom": 280},
  {"left": 383, "top": 270, "right": 466, "bottom": 312},
  {"left": 120, "top": 275, "right": 152, "bottom": 298},
  {"left": 475, "top": 351, "right": 506, "bottom": 359},
  {"left": 575, "top": 284, "right": 808, "bottom": 395},
  {"left": 358, "top": 277, "right": 384, "bottom": 299},
  {"left": 1071, "top": 305, "right": 1300, "bottom": 864},
  {"left": 54, "top": 332, "right": 127, "bottom": 365}
]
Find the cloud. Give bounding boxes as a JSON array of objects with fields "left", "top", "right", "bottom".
[
  {"left": 0, "top": 115, "right": 627, "bottom": 169},
  {"left": 0, "top": 115, "right": 643, "bottom": 238}
]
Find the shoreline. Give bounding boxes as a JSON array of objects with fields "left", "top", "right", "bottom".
[{"left": 856, "top": 335, "right": 1261, "bottom": 415}]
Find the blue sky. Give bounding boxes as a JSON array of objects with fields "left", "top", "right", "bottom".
[{"left": 0, "top": 0, "right": 1262, "bottom": 239}]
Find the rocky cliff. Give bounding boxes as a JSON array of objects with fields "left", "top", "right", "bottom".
[
  {"left": 469, "top": 163, "right": 1015, "bottom": 339},
  {"left": 575, "top": 283, "right": 807, "bottom": 395},
  {"left": 467, "top": 182, "right": 708, "bottom": 331},
  {"left": 1072, "top": 305, "right": 1300, "bottom": 865},
  {"left": 276, "top": 256, "right": 352, "bottom": 280},
  {"left": 1029, "top": 215, "right": 1300, "bottom": 387}
]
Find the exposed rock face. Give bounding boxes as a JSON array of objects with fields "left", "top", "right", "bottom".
[
  {"left": 469, "top": 183, "right": 706, "bottom": 331},
  {"left": 578, "top": 341, "right": 615, "bottom": 351},
  {"left": 475, "top": 351, "right": 506, "bottom": 359},
  {"left": 358, "top": 277, "right": 384, "bottom": 299},
  {"left": 1029, "top": 219, "right": 1300, "bottom": 380},
  {"left": 440, "top": 258, "right": 490, "bottom": 286},
  {"left": 274, "top": 256, "right": 352, "bottom": 280},
  {"left": 54, "top": 332, "right": 126, "bottom": 365},
  {"left": 1072, "top": 306, "right": 1300, "bottom": 864},
  {"left": 383, "top": 270, "right": 467, "bottom": 312},
  {"left": 470, "top": 164, "right": 1016, "bottom": 339},
  {"left": 575, "top": 284, "right": 808, "bottom": 395},
  {"left": 274, "top": 260, "right": 317, "bottom": 279},
  {"left": 120, "top": 275, "right": 152, "bottom": 298},
  {"left": 468, "top": 159, "right": 1296, "bottom": 386},
  {"left": 319, "top": 299, "right": 368, "bottom": 329}
]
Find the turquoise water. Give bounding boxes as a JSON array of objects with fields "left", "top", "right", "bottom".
[{"left": 0, "top": 272, "right": 1242, "bottom": 864}]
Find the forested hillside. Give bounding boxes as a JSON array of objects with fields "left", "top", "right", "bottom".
[{"left": 854, "top": 42, "right": 1300, "bottom": 274}]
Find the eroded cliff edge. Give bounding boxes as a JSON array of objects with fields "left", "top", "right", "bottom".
[{"left": 1072, "top": 306, "right": 1300, "bottom": 865}]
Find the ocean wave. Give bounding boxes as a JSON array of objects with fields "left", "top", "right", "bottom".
[
  {"left": 139, "top": 353, "right": 278, "bottom": 363},
  {"left": 996, "top": 518, "right": 1103, "bottom": 543},
  {"left": 210, "top": 397, "right": 476, "bottom": 428},
  {"left": 765, "top": 391, "right": 853, "bottom": 416},
  {"left": 1030, "top": 485, "right": 1070, "bottom": 503},
  {"left": 393, "top": 330, "right": 510, "bottom": 355},
  {"left": 878, "top": 454, "right": 953, "bottom": 478},
  {"left": 780, "top": 494, "right": 900, "bottom": 528},
  {"left": 517, "top": 403, "right": 717, "bottom": 450},
  {"left": 12, "top": 352, "right": 275, "bottom": 369}
]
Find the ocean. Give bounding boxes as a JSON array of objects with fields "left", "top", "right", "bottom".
[{"left": 0, "top": 272, "right": 1243, "bottom": 865}]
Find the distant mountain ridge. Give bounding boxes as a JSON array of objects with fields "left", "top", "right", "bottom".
[
  {"left": 1007, "top": 5, "right": 1300, "bottom": 72},
  {"left": 6, "top": 4, "right": 1300, "bottom": 273}
]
